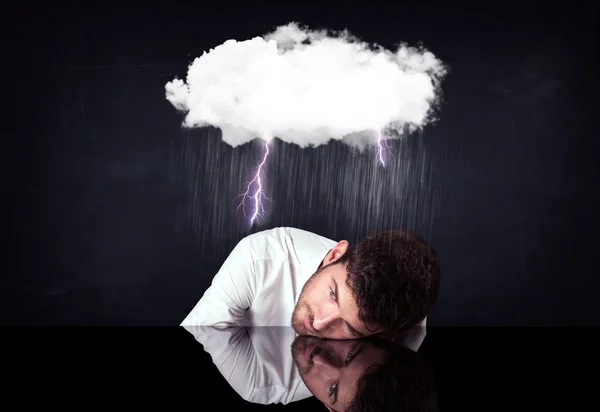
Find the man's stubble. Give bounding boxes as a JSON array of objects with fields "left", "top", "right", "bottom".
[{"left": 291, "top": 270, "right": 319, "bottom": 334}]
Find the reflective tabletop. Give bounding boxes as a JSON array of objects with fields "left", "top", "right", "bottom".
[{"left": 4, "top": 327, "right": 588, "bottom": 410}]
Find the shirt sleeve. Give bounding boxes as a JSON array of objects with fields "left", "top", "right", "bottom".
[
  {"left": 180, "top": 238, "right": 257, "bottom": 326},
  {"left": 394, "top": 317, "right": 428, "bottom": 352},
  {"left": 183, "top": 326, "right": 312, "bottom": 405},
  {"left": 401, "top": 324, "right": 427, "bottom": 352},
  {"left": 184, "top": 326, "right": 259, "bottom": 401}
]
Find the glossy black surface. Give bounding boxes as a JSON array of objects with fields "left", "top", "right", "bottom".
[{"left": 4, "top": 327, "right": 591, "bottom": 409}]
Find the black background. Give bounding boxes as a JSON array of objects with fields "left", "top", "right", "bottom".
[{"left": 5, "top": 1, "right": 599, "bottom": 326}]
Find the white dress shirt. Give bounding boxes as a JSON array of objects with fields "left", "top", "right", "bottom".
[
  {"left": 181, "top": 227, "right": 338, "bottom": 327},
  {"left": 180, "top": 226, "right": 426, "bottom": 334}
]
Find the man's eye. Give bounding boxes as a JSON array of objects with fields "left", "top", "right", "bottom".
[
  {"left": 329, "top": 381, "right": 338, "bottom": 397},
  {"left": 329, "top": 287, "right": 337, "bottom": 301},
  {"left": 345, "top": 350, "right": 354, "bottom": 363}
]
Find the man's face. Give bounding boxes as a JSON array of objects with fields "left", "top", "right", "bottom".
[
  {"left": 291, "top": 241, "right": 381, "bottom": 339},
  {"left": 291, "top": 336, "right": 385, "bottom": 412}
]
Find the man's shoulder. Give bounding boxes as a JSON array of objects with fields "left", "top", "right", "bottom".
[
  {"left": 240, "top": 227, "right": 336, "bottom": 260},
  {"left": 242, "top": 227, "right": 325, "bottom": 244}
]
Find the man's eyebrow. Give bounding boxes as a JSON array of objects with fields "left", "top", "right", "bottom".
[{"left": 332, "top": 278, "right": 364, "bottom": 338}]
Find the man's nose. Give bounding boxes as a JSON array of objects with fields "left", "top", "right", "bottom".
[{"left": 313, "top": 303, "right": 338, "bottom": 332}]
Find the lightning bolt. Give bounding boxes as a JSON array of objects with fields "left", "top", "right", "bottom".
[
  {"left": 236, "top": 130, "right": 389, "bottom": 225},
  {"left": 236, "top": 140, "right": 270, "bottom": 226},
  {"left": 376, "top": 129, "right": 392, "bottom": 166}
]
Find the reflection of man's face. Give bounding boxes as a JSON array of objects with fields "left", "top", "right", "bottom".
[
  {"left": 291, "top": 336, "right": 385, "bottom": 412},
  {"left": 291, "top": 241, "right": 381, "bottom": 339}
]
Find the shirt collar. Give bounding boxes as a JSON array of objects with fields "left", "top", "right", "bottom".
[{"left": 295, "top": 248, "right": 330, "bottom": 304}]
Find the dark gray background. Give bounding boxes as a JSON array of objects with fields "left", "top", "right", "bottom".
[{"left": 6, "top": 1, "right": 599, "bottom": 325}]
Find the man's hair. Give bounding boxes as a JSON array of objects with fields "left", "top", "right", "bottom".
[
  {"left": 346, "top": 339, "right": 438, "bottom": 412},
  {"left": 337, "top": 229, "right": 440, "bottom": 333}
]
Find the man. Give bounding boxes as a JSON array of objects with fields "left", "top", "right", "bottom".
[
  {"left": 181, "top": 226, "right": 440, "bottom": 339},
  {"left": 291, "top": 335, "right": 438, "bottom": 412}
]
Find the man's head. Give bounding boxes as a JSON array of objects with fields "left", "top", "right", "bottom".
[
  {"left": 291, "top": 335, "right": 437, "bottom": 412},
  {"left": 291, "top": 229, "right": 440, "bottom": 339}
]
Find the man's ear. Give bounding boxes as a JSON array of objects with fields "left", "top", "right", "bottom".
[{"left": 326, "top": 240, "right": 348, "bottom": 264}]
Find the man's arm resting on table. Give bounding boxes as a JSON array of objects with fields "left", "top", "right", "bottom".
[{"left": 180, "top": 238, "right": 257, "bottom": 327}]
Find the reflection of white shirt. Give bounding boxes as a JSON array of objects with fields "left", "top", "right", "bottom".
[
  {"left": 180, "top": 226, "right": 427, "bottom": 336},
  {"left": 181, "top": 227, "right": 337, "bottom": 327},
  {"left": 184, "top": 326, "right": 312, "bottom": 404},
  {"left": 183, "top": 325, "right": 428, "bottom": 405}
]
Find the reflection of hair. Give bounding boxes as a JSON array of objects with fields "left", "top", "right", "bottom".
[
  {"left": 346, "top": 339, "right": 438, "bottom": 412},
  {"left": 338, "top": 229, "right": 440, "bottom": 333}
]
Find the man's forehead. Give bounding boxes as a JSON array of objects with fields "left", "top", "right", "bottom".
[
  {"left": 336, "top": 353, "right": 368, "bottom": 411},
  {"left": 335, "top": 278, "right": 371, "bottom": 336}
]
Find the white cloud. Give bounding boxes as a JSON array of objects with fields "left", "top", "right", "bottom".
[{"left": 166, "top": 22, "right": 447, "bottom": 149}]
